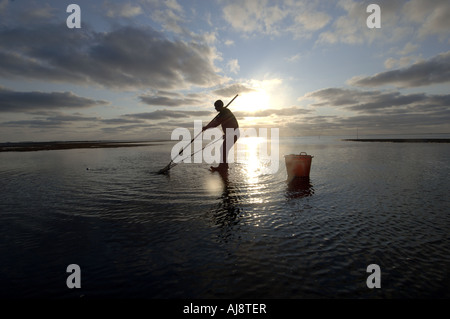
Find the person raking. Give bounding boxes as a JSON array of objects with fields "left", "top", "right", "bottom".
[{"left": 202, "top": 99, "right": 239, "bottom": 172}]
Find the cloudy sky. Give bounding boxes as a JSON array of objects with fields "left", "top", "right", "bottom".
[{"left": 0, "top": 0, "right": 449, "bottom": 142}]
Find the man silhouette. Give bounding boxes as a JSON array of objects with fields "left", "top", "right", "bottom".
[{"left": 203, "top": 100, "right": 239, "bottom": 171}]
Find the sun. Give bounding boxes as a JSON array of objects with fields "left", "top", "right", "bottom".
[{"left": 235, "top": 89, "right": 270, "bottom": 114}]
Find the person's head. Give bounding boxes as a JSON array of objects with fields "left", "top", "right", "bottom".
[{"left": 214, "top": 100, "right": 224, "bottom": 111}]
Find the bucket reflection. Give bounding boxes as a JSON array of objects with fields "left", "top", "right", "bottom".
[{"left": 286, "top": 177, "right": 314, "bottom": 199}]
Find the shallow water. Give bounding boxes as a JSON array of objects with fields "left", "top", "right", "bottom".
[{"left": 1, "top": 136, "right": 449, "bottom": 298}]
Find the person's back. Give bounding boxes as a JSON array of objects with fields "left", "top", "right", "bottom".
[
  {"left": 204, "top": 104, "right": 238, "bottom": 132},
  {"left": 216, "top": 107, "right": 238, "bottom": 132}
]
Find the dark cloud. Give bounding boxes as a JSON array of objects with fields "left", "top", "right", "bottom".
[
  {"left": 213, "top": 83, "right": 255, "bottom": 97},
  {"left": 3, "top": 119, "right": 64, "bottom": 128},
  {"left": 3, "top": 114, "right": 100, "bottom": 128},
  {"left": 304, "top": 87, "right": 449, "bottom": 114},
  {"left": 349, "top": 51, "right": 450, "bottom": 88},
  {"left": 337, "top": 112, "right": 450, "bottom": 128},
  {"left": 139, "top": 94, "right": 202, "bottom": 107},
  {"left": 1, "top": 107, "right": 213, "bottom": 134},
  {"left": 304, "top": 88, "right": 376, "bottom": 106},
  {"left": 0, "top": 1, "right": 58, "bottom": 26},
  {"left": 0, "top": 24, "right": 225, "bottom": 90},
  {"left": 296, "top": 86, "right": 450, "bottom": 134},
  {"left": 124, "top": 109, "right": 213, "bottom": 120},
  {"left": 0, "top": 87, "right": 108, "bottom": 113},
  {"left": 347, "top": 92, "right": 428, "bottom": 113},
  {"left": 283, "top": 108, "right": 450, "bottom": 135},
  {"left": 101, "top": 118, "right": 145, "bottom": 125}
]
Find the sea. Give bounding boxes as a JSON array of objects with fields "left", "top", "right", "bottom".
[{"left": 0, "top": 135, "right": 449, "bottom": 299}]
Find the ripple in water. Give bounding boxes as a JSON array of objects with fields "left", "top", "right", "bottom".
[{"left": 0, "top": 138, "right": 449, "bottom": 298}]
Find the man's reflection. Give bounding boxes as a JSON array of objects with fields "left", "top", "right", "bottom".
[{"left": 209, "top": 170, "right": 242, "bottom": 235}]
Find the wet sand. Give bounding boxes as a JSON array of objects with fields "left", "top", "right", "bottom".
[
  {"left": 0, "top": 141, "right": 163, "bottom": 152},
  {"left": 343, "top": 139, "right": 450, "bottom": 143}
]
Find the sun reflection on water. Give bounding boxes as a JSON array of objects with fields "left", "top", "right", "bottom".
[
  {"left": 235, "top": 136, "right": 267, "bottom": 204},
  {"left": 237, "top": 136, "right": 264, "bottom": 182}
]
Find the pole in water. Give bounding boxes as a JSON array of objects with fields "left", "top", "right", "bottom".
[
  {"left": 157, "top": 168, "right": 167, "bottom": 174},
  {"left": 157, "top": 162, "right": 174, "bottom": 174}
]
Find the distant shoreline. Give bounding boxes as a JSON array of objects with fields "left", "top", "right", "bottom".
[
  {"left": 343, "top": 139, "right": 450, "bottom": 143},
  {"left": 0, "top": 141, "right": 166, "bottom": 152},
  {"left": 2, "top": 138, "right": 449, "bottom": 152}
]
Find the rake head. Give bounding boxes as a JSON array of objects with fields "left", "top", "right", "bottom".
[{"left": 157, "top": 162, "right": 177, "bottom": 174}]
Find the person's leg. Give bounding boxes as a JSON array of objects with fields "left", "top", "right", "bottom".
[
  {"left": 221, "top": 130, "right": 239, "bottom": 168},
  {"left": 219, "top": 136, "right": 228, "bottom": 169},
  {"left": 212, "top": 129, "right": 239, "bottom": 171}
]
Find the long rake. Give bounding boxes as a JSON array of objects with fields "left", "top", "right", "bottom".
[{"left": 157, "top": 94, "right": 238, "bottom": 174}]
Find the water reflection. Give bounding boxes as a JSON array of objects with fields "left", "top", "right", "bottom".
[
  {"left": 285, "top": 177, "right": 314, "bottom": 199},
  {"left": 239, "top": 137, "right": 262, "bottom": 185},
  {"left": 209, "top": 170, "right": 242, "bottom": 232},
  {"left": 237, "top": 137, "right": 268, "bottom": 204}
]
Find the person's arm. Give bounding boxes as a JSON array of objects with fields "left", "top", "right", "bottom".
[{"left": 203, "top": 113, "right": 223, "bottom": 131}]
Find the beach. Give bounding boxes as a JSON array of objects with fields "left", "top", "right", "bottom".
[{"left": 0, "top": 141, "right": 164, "bottom": 152}]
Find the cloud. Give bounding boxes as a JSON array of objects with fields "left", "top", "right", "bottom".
[
  {"left": 124, "top": 109, "right": 213, "bottom": 120},
  {"left": 224, "top": 40, "right": 234, "bottom": 46},
  {"left": 0, "top": 24, "right": 225, "bottom": 90},
  {"left": 223, "top": 0, "right": 287, "bottom": 35},
  {"left": 302, "top": 87, "right": 369, "bottom": 106},
  {"left": 295, "top": 48, "right": 450, "bottom": 134},
  {"left": 383, "top": 43, "right": 421, "bottom": 69},
  {"left": 282, "top": 105, "right": 450, "bottom": 136},
  {"left": 223, "top": 0, "right": 447, "bottom": 45},
  {"left": 139, "top": 92, "right": 203, "bottom": 107},
  {"left": 402, "top": 0, "right": 450, "bottom": 38},
  {"left": 100, "top": 118, "right": 145, "bottom": 125},
  {"left": 2, "top": 113, "right": 103, "bottom": 128},
  {"left": 303, "top": 87, "right": 450, "bottom": 115},
  {"left": 1, "top": 109, "right": 212, "bottom": 134},
  {"left": 234, "top": 106, "right": 312, "bottom": 118},
  {"left": 213, "top": 83, "right": 255, "bottom": 97},
  {"left": 318, "top": 0, "right": 450, "bottom": 46},
  {"left": 220, "top": 0, "right": 445, "bottom": 45},
  {"left": 349, "top": 51, "right": 450, "bottom": 88},
  {"left": 318, "top": 0, "right": 392, "bottom": 45},
  {"left": 3, "top": 119, "right": 65, "bottom": 128},
  {"left": 397, "top": 42, "right": 419, "bottom": 56},
  {"left": 222, "top": 0, "right": 330, "bottom": 38},
  {"left": 291, "top": 8, "right": 331, "bottom": 35},
  {"left": 165, "top": 0, "right": 183, "bottom": 13},
  {"left": 105, "top": 2, "right": 143, "bottom": 18},
  {"left": 0, "top": 87, "right": 108, "bottom": 113},
  {"left": 384, "top": 56, "right": 419, "bottom": 69},
  {"left": 227, "top": 59, "right": 240, "bottom": 74},
  {"left": 144, "top": 0, "right": 188, "bottom": 35},
  {"left": 0, "top": 0, "right": 8, "bottom": 12},
  {"left": 0, "top": 1, "right": 57, "bottom": 25},
  {"left": 286, "top": 54, "right": 301, "bottom": 62}
]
